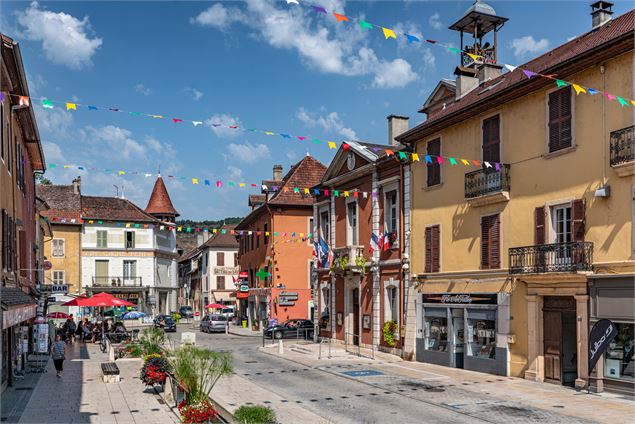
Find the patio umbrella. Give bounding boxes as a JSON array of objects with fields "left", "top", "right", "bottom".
[
  {"left": 122, "top": 311, "right": 146, "bottom": 320},
  {"left": 103, "top": 308, "right": 123, "bottom": 317},
  {"left": 88, "top": 292, "right": 135, "bottom": 307},
  {"left": 205, "top": 303, "right": 224, "bottom": 309},
  {"left": 61, "top": 294, "right": 90, "bottom": 307},
  {"left": 46, "top": 311, "right": 71, "bottom": 319}
]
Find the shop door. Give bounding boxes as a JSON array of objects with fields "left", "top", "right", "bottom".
[
  {"left": 543, "top": 310, "right": 562, "bottom": 383},
  {"left": 352, "top": 288, "right": 360, "bottom": 345}
]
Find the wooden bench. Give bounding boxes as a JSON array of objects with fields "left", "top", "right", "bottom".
[{"left": 101, "top": 362, "right": 120, "bottom": 383}]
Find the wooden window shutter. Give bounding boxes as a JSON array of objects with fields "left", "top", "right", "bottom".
[
  {"left": 432, "top": 226, "right": 440, "bottom": 272},
  {"left": 481, "top": 216, "right": 490, "bottom": 269},
  {"left": 572, "top": 199, "right": 585, "bottom": 242},
  {"left": 425, "top": 227, "right": 432, "bottom": 273},
  {"left": 490, "top": 215, "right": 501, "bottom": 268},
  {"left": 482, "top": 115, "right": 500, "bottom": 163},
  {"left": 426, "top": 139, "right": 441, "bottom": 187},
  {"left": 535, "top": 206, "right": 546, "bottom": 245},
  {"left": 548, "top": 87, "right": 572, "bottom": 152}
]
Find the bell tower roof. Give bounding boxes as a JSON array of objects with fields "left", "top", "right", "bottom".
[{"left": 145, "top": 175, "right": 179, "bottom": 218}]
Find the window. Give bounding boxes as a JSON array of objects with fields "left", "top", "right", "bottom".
[
  {"left": 466, "top": 310, "right": 497, "bottom": 359},
  {"left": 52, "top": 239, "right": 65, "bottom": 257},
  {"left": 482, "top": 115, "right": 500, "bottom": 163},
  {"left": 217, "top": 275, "right": 225, "bottom": 290},
  {"left": 548, "top": 86, "right": 572, "bottom": 152},
  {"left": 216, "top": 252, "right": 225, "bottom": 266},
  {"left": 385, "top": 284, "right": 399, "bottom": 323},
  {"left": 384, "top": 189, "right": 399, "bottom": 236},
  {"left": 125, "top": 231, "right": 135, "bottom": 249},
  {"left": 320, "top": 209, "right": 330, "bottom": 243},
  {"left": 1, "top": 102, "right": 4, "bottom": 161},
  {"left": 481, "top": 214, "right": 500, "bottom": 269},
  {"left": 52, "top": 270, "right": 65, "bottom": 284},
  {"left": 123, "top": 260, "right": 136, "bottom": 284},
  {"left": 234, "top": 252, "right": 238, "bottom": 267},
  {"left": 426, "top": 138, "right": 441, "bottom": 187},
  {"left": 346, "top": 202, "right": 358, "bottom": 245},
  {"left": 604, "top": 323, "right": 634, "bottom": 381},
  {"left": 425, "top": 225, "right": 440, "bottom": 273},
  {"left": 424, "top": 309, "right": 447, "bottom": 351},
  {"left": 552, "top": 205, "right": 572, "bottom": 244},
  {"left": 264, "top": 224, "right": 269, "bottom": 245},
  {"left": 94, "top": 260, "right": 109, "bottom": 285},
  {"left": 96, "top": 230, "right": 108, "bottom": 248}
]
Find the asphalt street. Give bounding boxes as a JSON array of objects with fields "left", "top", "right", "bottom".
[{"left": 168, "top": 325, "right": 592, "bottom": 424}]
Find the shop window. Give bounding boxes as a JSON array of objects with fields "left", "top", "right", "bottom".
[
  {"left": 466, "top": 310, "right": 497, "bottom": 359},
  {"left": 52, "top": 239, "right": 65, "bottom": 257},
  {"left": 96, "top": 230, "right": 108, "bottom": 248},
  {"left": 424, "top": 310, "right": 448, "bottom": 352},
  {"left": 604, "top": 323, "right": 634, "bottom": 381}
]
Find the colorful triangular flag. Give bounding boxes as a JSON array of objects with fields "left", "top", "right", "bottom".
[{"left": 382, "top": 28, "right": 396, "bottom": 39}]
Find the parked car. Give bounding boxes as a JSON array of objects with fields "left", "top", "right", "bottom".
[
  {"left": 153, "top": 314, "right": 169, "bottom": 327},
  {"left": 179, "top": 306, "right": 194, "bottom": 318},
  {"left": 153, "top": 314, "right": 176, "bottom": 332},
  {"left": 200, "top": 314, "right": 228, "bottom": 333},
  {"left": 221, "top": 307, "right": 235, "bottom": 320},
  {"left": 264, "top": 319, "right": 315, "bottom": 340}
]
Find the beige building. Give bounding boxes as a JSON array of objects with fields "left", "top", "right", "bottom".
[{"left": 397, "top": 3, "right": 633, "bottom": 394}]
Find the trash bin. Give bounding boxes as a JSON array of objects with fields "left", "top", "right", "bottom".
[{"left": 242, "top": 320, "right": 247, "bottom": 328}]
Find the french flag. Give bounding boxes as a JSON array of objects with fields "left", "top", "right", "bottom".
[
  {"left": 382, "top": 231, "right": 391, "bottom": 251},
  {"left": 369, "top": 233, "right": 380, "bottom": 254}
]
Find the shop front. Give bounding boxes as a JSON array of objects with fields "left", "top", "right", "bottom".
[
  {"left": 247, "top": 288, "right": 270, "bottom": 330},
  {"left": 589, "top": 275, "right": 635, "bottom": 395},
  {"left": 417, "top": 291, "right": 509, "bottom": 376},
  {"left": 1, "top": 287, "right": 37, "bottom": 390}
]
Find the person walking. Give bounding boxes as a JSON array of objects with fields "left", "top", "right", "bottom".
[{"left": 51, "top": 334, "right": 66, "bottom": 377}]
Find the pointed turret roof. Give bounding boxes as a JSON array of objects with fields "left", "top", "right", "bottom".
[{"left": 145, "top": 176, "right": 179, "bottom": 217}]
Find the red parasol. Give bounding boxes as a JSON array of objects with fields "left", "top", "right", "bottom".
[
  {"left": 61, "top": 294, "right": 90, "bottom": 306},
  {"left": 204, "top": 303, "right": 224, "bottom": 309},
  {"left": 46, "top": 312, "right": 71, "bottom": 319},
  {"left": 85, "top": 292, "right": 135, "bottom": 307}
]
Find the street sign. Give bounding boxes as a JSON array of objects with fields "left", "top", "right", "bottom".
[
  {"left": 51, "top": 284, "right": 68, "bottom": 294},
  {"left": 43, "top": 261, "right": 52, "bottom": 271}
]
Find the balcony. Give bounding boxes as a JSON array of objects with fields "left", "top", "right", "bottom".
[
  {"left": 610, "top": 125, "right": 634, "bottom": 177},
  {"left": 508, "top": 242, "right": 593, "bottom": 275},
  {"left": 332, "top": 245, "right": 366, "bottom": 274},
  {"left": 465, "top": 165, "right": 510, "bottom": 207},
  {"left": 92, "top": 276, "right": 143, "bottom": 287}
]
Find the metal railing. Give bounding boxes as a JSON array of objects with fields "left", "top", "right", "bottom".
[
  {"left": 610, "top": 125, "right": 634, "bottom": 167},
  {"left": 344, "top": 332, "right": 374, "bottom": 360},
  {"left": 332, "top": 246, "right": 366, "bottom": 273},
  {"left": 509, "top": 241, "right": 593, "bottom": 274},
  {"left": 465, "top": 164, "right": 510, "bottom": 199},
  {"left": 92, "top": 276, "right": 143, "bottom": 287}
]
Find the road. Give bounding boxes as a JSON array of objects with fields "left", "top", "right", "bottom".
[{"left": 167, "top": 325, "right": 592, "bottom": 424}]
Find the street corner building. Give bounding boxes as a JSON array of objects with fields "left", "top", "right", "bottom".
[
  {"left": 236, "top": 157, "right": 327, "bottom": 330},
  {"left": 394, "top": 2, "right": 634, "bottom": 393},
  {"left": 1, "top": 33, "right": 47, "bottom": 391},
  {"left": 312, "top": 118, "right": 413, "bottom": 357}
]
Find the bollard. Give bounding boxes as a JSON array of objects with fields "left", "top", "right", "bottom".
[
  {"left": 278, "top": 339, "right": 284, "bottom": 354},
  {"left": 108, "top": 342, "right": 115, "bottom": 362},
  {"left": 225, "top": 323, "right": 228, "bottom": 335}
]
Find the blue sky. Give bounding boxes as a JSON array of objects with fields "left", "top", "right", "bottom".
[{"left": 2, "top": 1, "right": 632, "bottom": 220}]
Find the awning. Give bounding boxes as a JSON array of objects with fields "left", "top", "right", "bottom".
[
  {"left": 417, "top": 279, "right": 513, "bottom": 294},
  {"left": 1, "top": 287, "right": 37, "bottom": 329}
]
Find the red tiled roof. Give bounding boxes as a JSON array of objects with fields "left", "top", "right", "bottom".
[
  {"left": 82, "top": 196, "right": 160, "bottom": 223},
  {"left": 268, "top": 156, "right": 327, "bottom": 206},
  {"left": 201, "top": 224, "right": 238, "bottom": 249},
  {"left": 145, "top": 176, "right": 179, "bottom": 217},
  {"left": 37, "top": 185, "right": 82, "bottom": 223},
  {"left": 178, "top": 246, "right": 201, "bottom": 262},
  {"left": 398, "top": 10, "right": 635, "bottom": 143}
]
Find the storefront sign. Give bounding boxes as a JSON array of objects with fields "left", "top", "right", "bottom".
[
  {"left": 422, "top": 293, "right": 498, "bottom": 305},
  {"left": 236, "top": 291, "right": 249, "bottom": 299},
  {"left": 40, "top": 284, "right": 68, "bottom": 294},
  {"left": 214, "top": 266, "right": 239, "bottom": 276},
  {"left": 588, "top": 319, "right": 618, "bottom": 374},
  {"left": 279, "top": 291, "right": 298, "bottom": 300},
  {"left": 2, "top": 305, "right": 36, "bottom": 330},
  {"left": 113, "top": 293, "right": 139, "bottom": 299},
  {"left": 239, "top": 284, "right": 249, "bottom": 292}
]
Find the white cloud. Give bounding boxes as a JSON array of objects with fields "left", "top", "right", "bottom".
[
  {"left": 15, "top": 2, "right": 102, "bottom": 70},
  {"left": 33, "top": 105, "right": 74, "bottom": 138},
  {"left": 226, "top": 142, "right": 270, "bottom": 164},
  {"left": 185, "top": 87, "right": 204, "bottom": 101},
  {"left": 84, "top": 126, "right": 146, "bottom": 160},
  {"left": 372, "top": 58, "right": 417, "bottom": 89},
  {"left": 428, "top": 13, "right": 442, "bottom": 30},
  {"left": 296, "top": 107, "right": 357, "bottom": 140},
  {"left": 135, "top": 84, "right": 152, "bottom": 96},
  {"left": 205, "top": 113, "right": 242, "bottom": 138},
  {"left": 190, "top": 3, "right": 246, "bottom": 30},
  {"left": 227, "top": 165, "right": 244, "bottom": 181},
  {"left": 510, "top": 36, "right": 550, "bottom": 59},
  {"left": 191, "top": 0, "right": 417, "bottom": 89},
  {"left": 41, "top": 141, "right": 65, "bottom": 164}
]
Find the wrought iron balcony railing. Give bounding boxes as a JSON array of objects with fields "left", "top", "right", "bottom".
[
  {"left": 332, "top": 245, "right": 365, "bottom": 273},
  {"left": 465, "top": 164, "right": 510, "bottom": 199},
  {"left": 508, "top": 242, "right": 593, "bottom": 275},
  {"left": 610, "top": 125, "right": 634, "bottom": 167},
  {"left": 92, "top": 276, "right": 143, "bottom": 287}
]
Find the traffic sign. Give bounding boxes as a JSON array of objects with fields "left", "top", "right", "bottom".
[{"left": 43, "top": 261, "right": 52, "bottom": 271}]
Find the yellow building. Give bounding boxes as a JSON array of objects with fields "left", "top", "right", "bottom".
[
  {"left": 397, "top": 3, "right": 634, "bottom": 394},
  {"left": 38, "top": 179, "right": 83, "bottom": 295}
]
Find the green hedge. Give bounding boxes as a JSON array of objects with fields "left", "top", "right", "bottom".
[{"left": 233, "top": 405, "right": 276, "bottom": 424}]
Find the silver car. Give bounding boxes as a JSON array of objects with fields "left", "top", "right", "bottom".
[{"left": 200, "top": 314, "right": 228, "bottom": 333}]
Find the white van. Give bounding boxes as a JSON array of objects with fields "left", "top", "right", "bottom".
[{"left": 221, "top": 306, "right": 235, "bottom": 319}]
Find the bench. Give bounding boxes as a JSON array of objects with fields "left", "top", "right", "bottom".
[{"left": 101, "top": 362, "right": 120, "bottom": 383}]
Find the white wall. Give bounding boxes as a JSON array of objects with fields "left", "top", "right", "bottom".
[
  {"left": 81, "top": 256, "right": 155, "bottom": 288},
  {"left": 200, "top": 247, "right": 238, "bottom": 300}
]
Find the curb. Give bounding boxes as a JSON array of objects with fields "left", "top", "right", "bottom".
[{"left": 228, "top": 330, "right": 262, "bottom": 338}]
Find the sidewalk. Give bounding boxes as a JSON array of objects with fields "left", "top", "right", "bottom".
[
  {"left": 260, "top": 341, "right": 635, "bottom": 424},
  {"left": 13, "top": 342, "right": 178, "bottom": 424},
  {"left": 227, "top": 325, "right": 262, "bottom": 338}
]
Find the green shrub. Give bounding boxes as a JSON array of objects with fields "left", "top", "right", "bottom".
[
  {"left": 171, "top": 312, "right": 181, "bottom": 323},
  {"left": 233, "top": 405, "right": 276, "bottom": 424},
  {"left": 382, "top": 320, "right": 398, "bottom": 347},
  {"left": 139, "top": 327, "right": 167, "bottom": 356}
]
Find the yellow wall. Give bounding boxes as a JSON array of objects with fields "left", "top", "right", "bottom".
[
  {"left": 45, "top": 224, "right": 82, "bottom": 294},
  {"left": 410, "top": 52, "right": 634, "bottom": 275}
]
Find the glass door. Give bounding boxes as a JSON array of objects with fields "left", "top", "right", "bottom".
[
  {"left": 452, "top": 309, "right": 465, "bottom": 369},
  {"left": 552, "top": 205, "right": 572, "bottom": 267},
  {"left": 123, "top": 260, "right": 136, "bottom": 286}
]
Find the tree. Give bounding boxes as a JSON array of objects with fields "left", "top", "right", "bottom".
[{"left": 35, "top": 174, "right": 53, "bottom": 185}]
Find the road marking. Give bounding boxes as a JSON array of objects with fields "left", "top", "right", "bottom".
[{"left": 341, "top": 369, "right": 384, "bottom": 377}]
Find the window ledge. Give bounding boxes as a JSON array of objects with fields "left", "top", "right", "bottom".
[
  {"left": 542, "top": 145, "right": 577, "bottom": 160},
  {"left": 423, "top": 182, "right": 444, "bottom": 192}
]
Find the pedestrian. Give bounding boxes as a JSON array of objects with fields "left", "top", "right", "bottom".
[{"left": 51, "top": 334, "right": 66, "bottom": 377}]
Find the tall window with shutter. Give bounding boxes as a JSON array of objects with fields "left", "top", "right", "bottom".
[
  {"left": 481, "top": 214, "right": 500, "bottom": 269},
  {"left": 426, "top": 139, "right": 441, "bottom": 187},
  {"left": 548, "top": 87, "right": 572, "bottom": 153},
  {"left": 52, "top": 239, "right": 65, "bottom": 257},
  {"left": 482, "top": 115, "right": 500, "bottom": 163},
  {"left": 216, "top": 252, "right": 225, "bottom": 266},
  {"left": 425, "top": 225, "right": 440, "bottom": 273},
  {"left": 535, "top": 206, "right": 546, "bottom": 245}
]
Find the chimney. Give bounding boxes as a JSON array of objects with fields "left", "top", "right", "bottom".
[
  {"left": 72, "top": 176, "right": 81, "bottom": 194},
  {"left": 387, "top": 115, "right": 409, "bottom": 147},
  {"left": 454, "top": 66, "right": 479, "bottom": 100},
  {"left": 273, "top": 164, "right": 283, "bottom": 181},
  {"left": 591, "top": 1, "right": 613, "bottom": 29},
  {"left": 477, "top": 63, "right": 503, "bottom": 85}
]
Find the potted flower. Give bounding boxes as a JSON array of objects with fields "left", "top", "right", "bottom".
[
  {"left": 178, "top": 400, "right": 218, "bottom": 424},
  {"left": 140, "top": 354, "right": 170, "bottom": 386},
  {"left": 383, "top": 320, "right": 398, "bottom": 347}
]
